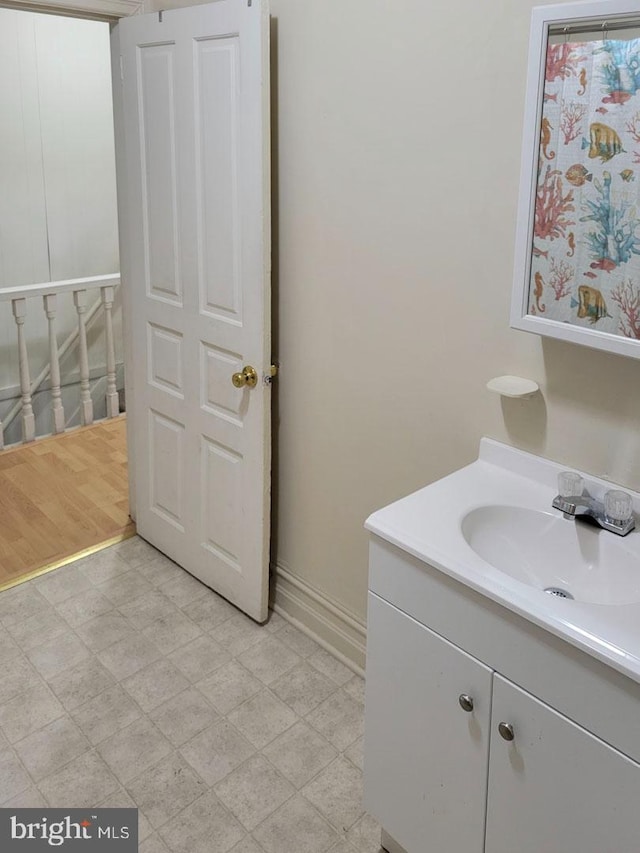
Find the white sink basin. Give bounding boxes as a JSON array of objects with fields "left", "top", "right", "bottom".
[
  {"left": 462, "top": 505, "right": 640, "bottom": 606},
  {"left": 365, "top": 438, "right": 640, "bottom": 682}
]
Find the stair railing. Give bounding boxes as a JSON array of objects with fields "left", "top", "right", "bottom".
[{"left": 0, "top": 273, "right": 121, "bottom": 448}]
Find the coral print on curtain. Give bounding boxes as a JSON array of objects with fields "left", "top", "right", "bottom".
[{"left": 529, "top": 36, "right": 640, "bottom": 339}]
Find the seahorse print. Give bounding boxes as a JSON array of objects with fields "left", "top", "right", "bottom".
[
  {"left": 534, "top": 272, "right": 546, "bottom": 313},
  {"left": 541, "top": 117, "right": 555, "bottom": 160}
]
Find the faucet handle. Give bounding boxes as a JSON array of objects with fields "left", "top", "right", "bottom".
[
  {"left": 558, "top": 471, "right": 584, "bottom": 498},
  {"left": 604, "top": 489, "right": 633, "bottom": 523}
]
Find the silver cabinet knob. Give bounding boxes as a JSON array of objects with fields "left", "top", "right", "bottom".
[
  {"left": 458, "top": 694, "right": 474, "bottom": 713},
  {"left": 498, "top": 722, "right": 515, "bottom": 741}
]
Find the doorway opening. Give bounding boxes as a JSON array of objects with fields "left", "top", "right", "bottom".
[{"left": 0, "top": 7, "right": 130, "bottom": 589}]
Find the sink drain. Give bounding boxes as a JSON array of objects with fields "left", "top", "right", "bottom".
[{"left": 544, "top": 587, "right": 574, "bottom": 600}]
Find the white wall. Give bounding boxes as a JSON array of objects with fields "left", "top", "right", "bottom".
[
  {"left": 145, "top": 0, "right": 640, "bottom": 664},
  {"left": 0, "top": 10, "right": 121, "bottom": 432}
]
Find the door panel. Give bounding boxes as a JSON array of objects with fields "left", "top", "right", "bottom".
[
  {"left": 364, "top": 593, "right": 492, "bottom": 853},
  {"left": 115, "top": 0, "right": 271, "bottom": 621},
  {"left": 486, "top": 674, "right": 640, "bottom": 853}
]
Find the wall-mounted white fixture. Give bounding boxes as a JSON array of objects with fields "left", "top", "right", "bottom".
[{"left": 486, "top": 375, "right": 539, "bottom": 398}]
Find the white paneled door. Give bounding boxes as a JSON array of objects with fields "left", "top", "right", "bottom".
[{"left": 114, "top": 0, "right": 271, "bottom": 621}]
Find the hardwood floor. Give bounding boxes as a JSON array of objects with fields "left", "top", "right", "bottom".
[{"left": 0, "top": 416, "right": 134, "bottom": 590}]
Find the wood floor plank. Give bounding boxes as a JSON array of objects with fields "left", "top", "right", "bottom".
[{"left": 0, "top": 416, "right": 134, "bottom": 585}]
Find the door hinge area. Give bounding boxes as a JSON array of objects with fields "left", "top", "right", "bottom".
[{"left": 119, "top": 56, "right": 124, "bottom": 81}]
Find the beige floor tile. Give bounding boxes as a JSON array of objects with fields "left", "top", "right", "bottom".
[
  {"left": 74, "top": 612, "right": 135, "bottom": 653},
  {"left": 263, "top": 611, "right": 286, "bottom": 633},
  {"left": 237, "top": 636, "right": 302, "bottom": 685},
  {"left": 97, "top": 571, "right": 153, "bottom": 607},
  {"left": 343, "top": 736, "right": 364, "bottom": 772},
  {"left": 0, "top": 655, "right": 43, "bottom": 706},
  {"left": 141, "top": 609, "right": 202, "bottom": 655},
  {"left": 229, "top": 838, "right": 265, "bottom": 853},
  {"left": 14, "top": 714, "right": 91, "bottom": 781},
  {"left": 135, "top": 554, "right": 184, "bottom": 587},
  {"left": 97, "top": 717, "right": 172, "bottom": 784},
  {"left": 39, "top": 749, "right": 120, "bottom": 808},
  {"left": 0, "top": 626, "right": 21, "bottom": 662},
  {"left": 121, "top": 659, "right": 190, "bottom": 712},
  {"left": 55, "top": 590, "right": 114, "bottom": 628},
  {"left": 343, "top": 676, "right": 366, "bottom": 705},
  {"left": 49, "top": 656, "right": 116, "bottom": 711},
  {"left": 5, "top": 608, "right": 69, "bottom": 651},
  {"left": 253, "top": 794, "right": 339, "bottom": 853},
  {"left": 0, "top": 584, "right": 50, "bottom": 627},
  {"left": 97, "top": 787, "right": 154, "bottom": 842},
  {"left": 71, "top": 684, "right": 142, "bottom": 745},
  {"left": 275, "top": 624, "right": 322, "bottom": 658},
  {"left": 210, "top": 613, "right": 265, "bottom": 657},
  {"left": 159, "top": 572, "right": 209, "bottom": 609},
  {"left": 0, "top": 681, "right": 65, "bottom": 743},
  {"left": 308, "top": 650, "right": 355, "bottom": 687},
  {"left": 214, "top": 754, "right": 295, "bottom": 831},
  {"left": 302, "top": 757, "right": 364, "bottom": 833},
  {"left": 26, "top": 632, "right": 91, "bottom": 682},
  {"left": 346, "top": 813, "right": 383, "bottom": 852},
  {"left": 181, "top": 593, "right": 236, "bottom": 631},
  {"left": 196, "top": 661, "right": 262, "bottom": 715},
  {"left": 119, "top": 590, "right": 177, "bottom": 631},
  {"left": 127, "top": 752, "right": 207, "bottom": 829},
  {"left": 140, "top": 834, "right": 171, "bottom": 853},
  {"left": 168, "top": 634, "right": 231, "bottom": 682},
  {"left": 180, "top": 720, "right": 255, "bottom": 787},
  {"left": 149, "top": 687, "right": 219, "bottom": 747},
  {"left": 262, "top": 721, "right": 338, "bottom": 789},
  {"left": 0, "top": 746, "right": 32, "bottom": 804},
  {"left": 113, "top": 537, "right": 160, "bottom": 569},
  {"left": 159, "top": 790, "right": 245, "bottom": 853},
  {"left": 35, "top": 566, "right": 94, "bottom": 605},
  {"left": 227, "top": 690, "right": 298, "bottom": 749},
  {"left": 75, "top": 549, "right": 132, "bottom": 586},
  {"left": 306, "top": 689, "right": 364, "bottom": 752},
  {"left": 97, "top": 634, "right": 162, "bottom": 680},
  {"left": 271, "top": 662, "right": 338, "bottom": 717},
  {"left": 3, "top": 785, "right": 49, "bottom": 808}
]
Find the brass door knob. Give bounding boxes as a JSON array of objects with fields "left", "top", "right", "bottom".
[{"left": 232, "top": 366, "right": 258, "bottom": 389}]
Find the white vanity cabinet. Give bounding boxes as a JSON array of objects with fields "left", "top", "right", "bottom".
[{"left": 363, "top": 540, "right": 640, "bottom": 853}]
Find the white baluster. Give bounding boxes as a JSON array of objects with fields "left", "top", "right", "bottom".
[
  {"left": 12, "top": 297, "right": 35, "bottom": 443},
  {"left": 101, "top": 285, "right": 119, "bottom": 418},
  {"left": 43, "top": 293, "right": 65, "bottom": 434},
  {"left": 73, "top": 289, "right": 93, "bottom": 426}
]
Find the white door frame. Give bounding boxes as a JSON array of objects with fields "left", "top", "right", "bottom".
[{"left": 0, "top": 0, "right": 142, "bottom": 22}]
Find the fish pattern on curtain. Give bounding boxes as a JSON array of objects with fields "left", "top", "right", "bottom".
[{"left": 528, "top": 37, "right": 640, "bottom": 339}]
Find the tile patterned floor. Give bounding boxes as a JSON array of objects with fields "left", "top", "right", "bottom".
[{"left": 0, "top": 537, "right": 383, "bottom": 853}]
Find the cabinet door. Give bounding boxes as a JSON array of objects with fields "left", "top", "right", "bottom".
[
  {"left": 486, "top": 674, "right": 640, "bottom": 853},
  {"left": 364, "top": 593, "right": 493, "bottom": 853}
]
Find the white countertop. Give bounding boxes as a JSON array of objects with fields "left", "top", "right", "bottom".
[{"left": 365, "top": 438, "right": 640, "bottom": 685}]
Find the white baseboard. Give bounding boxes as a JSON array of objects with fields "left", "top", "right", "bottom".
[{"left": 271, "top": 561, "right": 366, "bottom": 675}]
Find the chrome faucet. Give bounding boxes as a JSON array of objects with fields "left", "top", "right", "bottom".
[{"left": 552, "top": 472, "right": 635, "bottom": 537}]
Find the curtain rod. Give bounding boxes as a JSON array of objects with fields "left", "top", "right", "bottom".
[{"left": 549, "top": 19, "right": 640, "bottom": 37}]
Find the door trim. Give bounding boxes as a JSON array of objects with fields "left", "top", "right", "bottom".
[{"left": 0, "top": 0, "right": 142, "bottom": 21}]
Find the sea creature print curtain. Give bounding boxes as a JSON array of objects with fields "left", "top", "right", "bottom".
[{"left": 529, "top": 35, "right": 640, "bottom": 339}]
